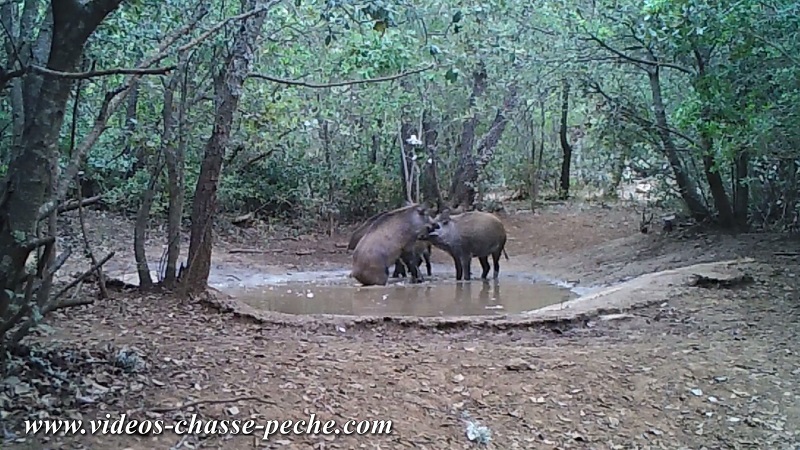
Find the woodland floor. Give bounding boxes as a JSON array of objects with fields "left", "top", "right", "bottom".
[{"left": 3, "top": 200, "right": 800, "bottom": 449}]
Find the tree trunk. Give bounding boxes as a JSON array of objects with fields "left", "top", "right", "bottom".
[
  {"left": 420, "top": 111, "right": 442, "bottom": 208},
  {"left": 0, "top": 2, "right": 23, "bottom": 150},
  {"left": 0, "top": 0, "right": 124, "bottom": 351},
  {"left": 558, "top": 79, "right": 573, "bottom": 200},
  {"left": 528, "top": 116, "right": 538, "bottom": 211},
  {"left": 123, "top": 82, "right": 143, "bottom": 178},
  {"left": 182, "top": 0, "right": 269, "bottom": 294},
  {"left": 647, "top": 67, "right": 708, "bottom": 221},
  {"left": 450, "top": 63, "right": 488, "bottom": 209},
  {"left": 370, "top": 133, "right": 379, "bottom": 165},
  {"left": 134, "top": 158, "right": 162, "bottom": 290},
  {"left": 474, "top": 85, "right": 519, "bottom": 173},
  {"left": 699, "top": 131, "right": 734, "bottom": 227},
  {"left": 732, "top": 149, "right": 749, "bottom": 230},
  {"left": 320, "top": 115, "right": 335, "bottom": 235},
  {"left": 162, "top": 65, "right": 187, "bottom": 287},
  {"left": 21, "top": 5, "right": 54, "bottom": 132},
  {"left": 399, "top": 121, "right": 415, "bottom": 202},
  {"left": 693, "top": 48, "right": 734, "bottom": 227}
]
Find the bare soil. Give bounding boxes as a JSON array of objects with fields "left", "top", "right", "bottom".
[{"left": 3, "top": 200, "right": 800, "bottom": 449}]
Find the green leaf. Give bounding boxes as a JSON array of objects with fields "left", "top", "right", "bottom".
[{"left": 445, "top": 68, "right": 459, "bottom": 83}]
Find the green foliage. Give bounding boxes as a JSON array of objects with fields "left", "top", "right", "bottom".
[
  {"left": 2, "top": 0, "right": 798, "bottom": 231},
  {"left": 338, "top": 161, "right": 402, "bottom": 219}
]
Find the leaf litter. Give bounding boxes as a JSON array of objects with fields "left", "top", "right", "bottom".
[{"left": 3, "top": 209, "right": 800, "bottom": 449}]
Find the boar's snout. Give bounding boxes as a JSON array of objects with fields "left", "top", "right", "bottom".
[{"left": 425, "top": 221, "right": 441, "bottom": 237}]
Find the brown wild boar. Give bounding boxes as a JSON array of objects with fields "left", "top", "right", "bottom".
[
  {"left": 348, "top": 210, "right": 432, "bottom": 282},
  {"left": 351, "top": 203, "right": 434, "bottom": 286},
  {"left": 428, "top": 209, "right": 509, "bottom": 281},
  {"left": 347, "top": 210, "right": 388, "bottom": 251}
]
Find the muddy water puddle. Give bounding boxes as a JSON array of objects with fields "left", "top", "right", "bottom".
[{"left": 229, "top": 277, "right": 578, "bottom": 317}]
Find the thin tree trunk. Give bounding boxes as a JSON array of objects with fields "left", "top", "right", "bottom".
[
  {"left": 420, "top": 111, "right": 442, "bottom": 208},
  {"left": 162, "top": 64, "right": 186, "bottom": 287},
  {"left": 529, "top": 116, "right": 538, "bottom": 211},
  {"left": 134, "top": 158, "right": 161, "bottom": 290},
  {"left": 182, "top": 0, "right": 270, "bottom": 293},
  {"left": 399, "top": 121, "right": 414, "bottom": 202},
  {"left": 558, "top": 79, "right": 573, "bottom": 200},
  {"left": 733, "top": 149, "right": 749, "bottom": 230},
  {"left": 370, "top": 133, "right": 379, "bottom": 165},
  {"left": 450, "top": 63, "right": 488, "bottom": 208},
  {"left": 647, "top": 68, "right": 708, "bottom": 221}
]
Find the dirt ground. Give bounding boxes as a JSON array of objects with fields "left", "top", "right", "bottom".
[{"left": 3, "top": 200, "right": 800, "bottom": 449}]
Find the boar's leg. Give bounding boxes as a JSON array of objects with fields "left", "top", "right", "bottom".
[
  {"left": 392, "top": 259, "right": 407, "bottom": 278},
  {"left": 491, "top": 249, "right": 503, "bottom": 279},
  {"left": 423, "top": 252, "right": 432, "bottom": 276},
  {"left": 462, "top": 255, "right": 472, "bottom": 281},
  {"left": 451, "top": 253, "right": 464, "bottom": 281},
  {"left": 478, "top": 256, "right": 491, "bottom": 279},
  {"left": 400, "top": 251, "right": 423, "bottom": 283}
]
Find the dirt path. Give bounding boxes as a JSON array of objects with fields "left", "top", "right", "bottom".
[{"left": 4, "top": 201, "right": 800, "bottom": 449}]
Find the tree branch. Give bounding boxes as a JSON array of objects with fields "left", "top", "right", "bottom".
[
  {"left": 581, "top": 30, "right": 693, "bottom": 74},
  {"left": 587, "top": 80, "right": 697, "bottom": 147},
  {"left": 57, "top": 195, "right": 102, "bottom": 214},
  {"left": 30, "top": 64, "right": 176, "bottom": 79},
  {"left": 0, "top": 68, "right": 25, "bottom": 90},
  {"left": 248, "top": 64, "right": 435, "bottom": 88},
  {"left": 174, "top": 1, "right": 281, "bottom": 55},
  {"left": 748, "top": 31, "right": 800, "bottom": 66}
]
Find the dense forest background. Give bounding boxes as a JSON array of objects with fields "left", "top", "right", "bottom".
[{"left": 1, "top": 0, "right": 798, "bottom": 351}]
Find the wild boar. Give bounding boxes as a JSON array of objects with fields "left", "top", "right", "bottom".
[
  {"left": 428, "top": 209, "right": 509, "bottom": 281},
  {"left": 348, "top": 210, "right": 431, "bottom": 282},
  {"left": 391, "top": 240, "right": 432, "bottom": 279},
  {"left": 351, "top": 203, "right": 434, "bottom": 286}
]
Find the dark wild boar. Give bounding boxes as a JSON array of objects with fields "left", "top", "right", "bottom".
[
  {"left": 348, "top": 210, "right": 432, "bottom": 282},
  {"left": 391, "top": 240, "right": 432, "bottom": 279},
  {"left": 351, "top": 203, "right": 434, "bottom": 286},
  {"left": 428, "top": 209, "right": 509, "bottom": 281}
]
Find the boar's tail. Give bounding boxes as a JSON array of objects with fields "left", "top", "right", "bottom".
[{"left": 502, "top": 248, "right": 509, "bottom": 260}]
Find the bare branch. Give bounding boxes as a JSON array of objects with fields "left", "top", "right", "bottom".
[
  {"left": 50, "top": 297, "right": 94, "bottom": 312},
  {"left": 0, "top": 68, "right": 25, "bottom": 90},
  {"left": 575, "top": 15, "right": 694, "bottom": 75},
  {"left": 174, "top": 1, "right": 282, "bottom": 55},
  {"left": 748, "top": 31, "right": 800, "bottom": 66},
  {"left": 587, "top": 79, "right": 697, "bottom": 146},
  {"left": 29, "top": 64, "right": 176, "bottom": 79},
  {"left": 248, "top": 63, "right": 435, "bottom": 88},
  {"left": 57, "top": 195, "right": 103, "bottom": 214},
  {"left": 51, "top": 252, "right": 115, "bottom": 302}
]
